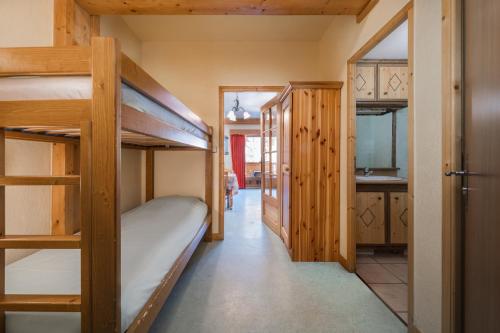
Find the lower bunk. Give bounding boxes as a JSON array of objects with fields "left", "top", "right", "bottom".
[{"left": 5, "top": 196, "right": 210, "bottom": 333}]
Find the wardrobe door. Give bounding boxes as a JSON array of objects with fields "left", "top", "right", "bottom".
[{"left": 281, "top": 95, "right": 292, "bottom": 251}]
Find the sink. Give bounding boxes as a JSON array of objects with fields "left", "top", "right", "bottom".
[{"left": 356, "top": 175, "right": 405, "bottom": 182}]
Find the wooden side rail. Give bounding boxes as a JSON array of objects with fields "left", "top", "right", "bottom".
[
  {"left": 121, "top": 54, "right": 210, "bottom": 135},
  {"left": 0, "top": 46, "right": 91, "bottom": 76},
  {"left": 0, "top": 235, "right": 80, "bottom": 249},
  {"left": 122, "top": 105, "right": 209, "bottom": 150}
]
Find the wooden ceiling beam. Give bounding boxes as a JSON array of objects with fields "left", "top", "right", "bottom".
[
  {"left": 356, "top": 0, "right": 380, "bottom": 23},
  {"left": 75, "top": 0, "right": 371, "bottom": 15}
]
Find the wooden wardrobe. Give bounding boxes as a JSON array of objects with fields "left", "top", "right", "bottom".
[{"left": 261, "top": 82, "right": 342, "bottom": 262}]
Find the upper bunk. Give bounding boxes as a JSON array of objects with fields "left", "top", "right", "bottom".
[{"left": 0, "top": 38, "right": 212, "bottom": 151}]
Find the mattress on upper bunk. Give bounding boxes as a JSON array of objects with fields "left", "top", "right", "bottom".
[
  {"left": 0, "top": 76, "right": 207, "bottom": 140},
  {"left": 5, "top": 196, "right": 208, "bottom": 333}
]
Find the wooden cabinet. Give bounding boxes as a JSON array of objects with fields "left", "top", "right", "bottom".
[
  {"left": 355, "top": 65, "right": 376, "bottom": 101},
  {"left": 356, "top": 183, "right": 408, "bottom": 246},
  {"left": 378, "top": 65, "right": 409, "bottom": 100},
  {"left": 355, "top": 62, "right": 408, "bottom": 102},
  {"left": 356, "top": 192, "right": 385, "bottom": 244},
  {"left": 390, "top": 192, "right": 408, "bottom": 244},
  {"left": 262, "top": 82, "right": 342, "bottom": 262}
]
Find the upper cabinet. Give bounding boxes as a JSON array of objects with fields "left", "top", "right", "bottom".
[
  {"left": 379, "top": 65, "right": 409, "bottom": 100},
  {"left": 355, "top": 62, "right": 408, "bottom": 102},
  {"left": 355, "top": 65, "right": 376, "bottom": 101}
]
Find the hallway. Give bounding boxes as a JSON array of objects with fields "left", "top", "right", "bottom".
[{"left": 150, "top": 190, "right": 406, "bottom": 333}]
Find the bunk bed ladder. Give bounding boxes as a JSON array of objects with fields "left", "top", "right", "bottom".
[{"left": 0, "top": 121, "right": 92, "bottom": 332}]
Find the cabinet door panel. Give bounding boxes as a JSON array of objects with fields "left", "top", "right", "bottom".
[
  {"left": 379, "top": 65, "right": 409, "bottom": 100},
  {"left": 355, "top": 65, "right": 376, "bottom": 100},
  {"left": 390, "top": 192, "right": 408, "bottom": 244},
  {"left": 356, "top": 192, "right": 385, "bottom": 244}
]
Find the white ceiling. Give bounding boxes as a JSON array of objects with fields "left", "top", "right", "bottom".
[
  {"left": 224, "top": 92, "right": 277, "bottom": 119},
  {"left": 122, "top": 15, "right": 335, "bottom": 42},
  {"left": 363, "top": 20, "right": 408, "bottom": 60}
]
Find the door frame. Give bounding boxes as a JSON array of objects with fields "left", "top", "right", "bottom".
[
  {"left": 217, "top": 86, "right": 283, "bottom": 240},
  {"left": 344, "top": 0, "right": 415, "bottom": 326},
  {"left": 442, "top": 0, "right": 463, "bottom": 332}
]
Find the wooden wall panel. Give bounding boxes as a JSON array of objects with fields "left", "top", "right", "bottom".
[{"left": 290, "top": 86, "right": 341, "bottom": 261}]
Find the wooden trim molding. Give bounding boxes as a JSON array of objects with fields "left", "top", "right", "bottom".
[
  {"left": 442, "top": 0, "right": 463, "bottom": 332},
  {"left": 224, "top": 118, "right": 260, "bottom": 125},
  {"left": 357, "top": 0, "right": 380, "bottom": 23},
  {"left": 218, "top": 86, "right": 283, "bottom": 239}
]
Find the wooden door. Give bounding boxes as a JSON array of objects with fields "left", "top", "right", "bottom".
[
  {"left": 379, "top": 65, "right": 408, "bottom": 100},
  {"left": 280, "top": 96, "right": 292, "bottom": 250},
  {"left": 355, "top": 64, "right": 376, "bottom": 101},
  {"left": 390, "top": 192, "right": 408, "bottom": 244},
  {"left": 261, "top": 104, "right": 280, "bottom": 236},
  {"left": 356, "top": 192, "right": 385, "bottom": 244},
  {"left": 462, "top": 0, "right": 500, "bottom": 331}
]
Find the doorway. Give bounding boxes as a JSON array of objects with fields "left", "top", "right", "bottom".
[
  {"left": 345, "top": 3, "right": 414, "bottom": 327},
  {"left": 218, "top": 87, "right": 282, "bottom": 239}
]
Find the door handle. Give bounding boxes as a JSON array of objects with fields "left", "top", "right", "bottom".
[{"left": 445, "top": 170, "right": 469, "bottom": 177}]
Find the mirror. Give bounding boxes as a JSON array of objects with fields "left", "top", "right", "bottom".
[{"left": 356, "top": 107, "right": 408, "bottom": 178}]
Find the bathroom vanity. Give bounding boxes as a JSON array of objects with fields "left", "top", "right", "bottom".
[{"left": 356, "top": 176, "right": 408, "bottom": 246}]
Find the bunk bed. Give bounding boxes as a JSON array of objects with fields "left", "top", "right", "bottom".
[{"left": 0, "top": 37, "right": 213, "bottom": 333}]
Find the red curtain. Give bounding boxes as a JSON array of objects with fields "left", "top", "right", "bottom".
[{"left": 230, "top": 134, "right": 246, "bottom": 189}]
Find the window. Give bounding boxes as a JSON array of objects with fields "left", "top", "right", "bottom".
[
  {"left": 262, "top": 105, "right": 279, "bottom": 199},
  {"left": 245, "top": 136, "right": 261, "bottom": 163}
]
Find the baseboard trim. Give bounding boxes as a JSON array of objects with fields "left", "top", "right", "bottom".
[
  {"left": 212, "top": 232, "right": 224, "bottom": 241},
  {"left": 339, "top": 255, "right": 350, "bottom": 271},
  {"left": 408, "top": 323, "right": 422, "bottom": 333}
]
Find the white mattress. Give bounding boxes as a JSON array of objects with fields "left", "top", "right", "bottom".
[
  {"left": 0, "top": 76, "right": 207, "bottom": 139},
  {"left": 5, "top": 196, "right": 208, "bottom": 333}
]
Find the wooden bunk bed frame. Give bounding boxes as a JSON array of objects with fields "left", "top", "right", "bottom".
[{"left": 0, "top": 37, "right": 213, "bottom": 333}]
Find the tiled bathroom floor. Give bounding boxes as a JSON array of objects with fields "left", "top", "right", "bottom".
[{"left": 356, "top": 252, "right": 408, "bottom": 324}]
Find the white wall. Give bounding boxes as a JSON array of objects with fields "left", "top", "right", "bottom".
[
  {"left": 0, "top": 0, "right": 54, "bottom": 264},
  {"left": 413, "top": 0, "right": 443, "bottom": 332},
  {"left": 100, "top": 16, "right": 146, "bottom": 213},
  {"left": 100, "top": 16, "right": 142, "bottom": 64},
  {"left": 141, "top": 40, "right": 322, "bottom": 234}
]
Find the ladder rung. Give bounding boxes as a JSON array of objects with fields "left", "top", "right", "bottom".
[
  {"left": 0, "top": 235, "right": 80, "bottom": 249},
  {"left": 0, "top": 294, "right": 81, "bottom": 312},
  {"left": 0, "top": 176, "right": 80, "bottom": 186}
]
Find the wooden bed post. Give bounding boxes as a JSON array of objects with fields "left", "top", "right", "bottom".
[
  {"left": 51, "top": 143, "right": 80, "bottom": 235},
  {"left": 204, "top": 127, "right": 214, "bottom": 241},
  {"left": 146, "top": 149, "right": 155, "bottom": 201},
  {"left": 90, "top": 37, "right": 121, "bottom": 333},
  {"left": 0, "top": 129, "right": 4, "bottom": 333}
]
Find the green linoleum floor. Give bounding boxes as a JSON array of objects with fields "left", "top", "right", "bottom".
[{"left": 150, "top": 189, "right": 406, "bottom": 333}]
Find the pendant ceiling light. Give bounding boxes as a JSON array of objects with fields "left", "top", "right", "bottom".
[{"left": 228, "top": 94, "right": 250, "bottom": 121}]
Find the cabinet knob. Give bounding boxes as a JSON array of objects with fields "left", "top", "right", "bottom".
[
  {"left": 384, "top": 92, "right": 388, "bottom": 95},
  {"left": 378, "top": 197, "right": 382, "bottom": 200},
  {"left": 368, "top": 92, "right": 372, "bottom": 95}
]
